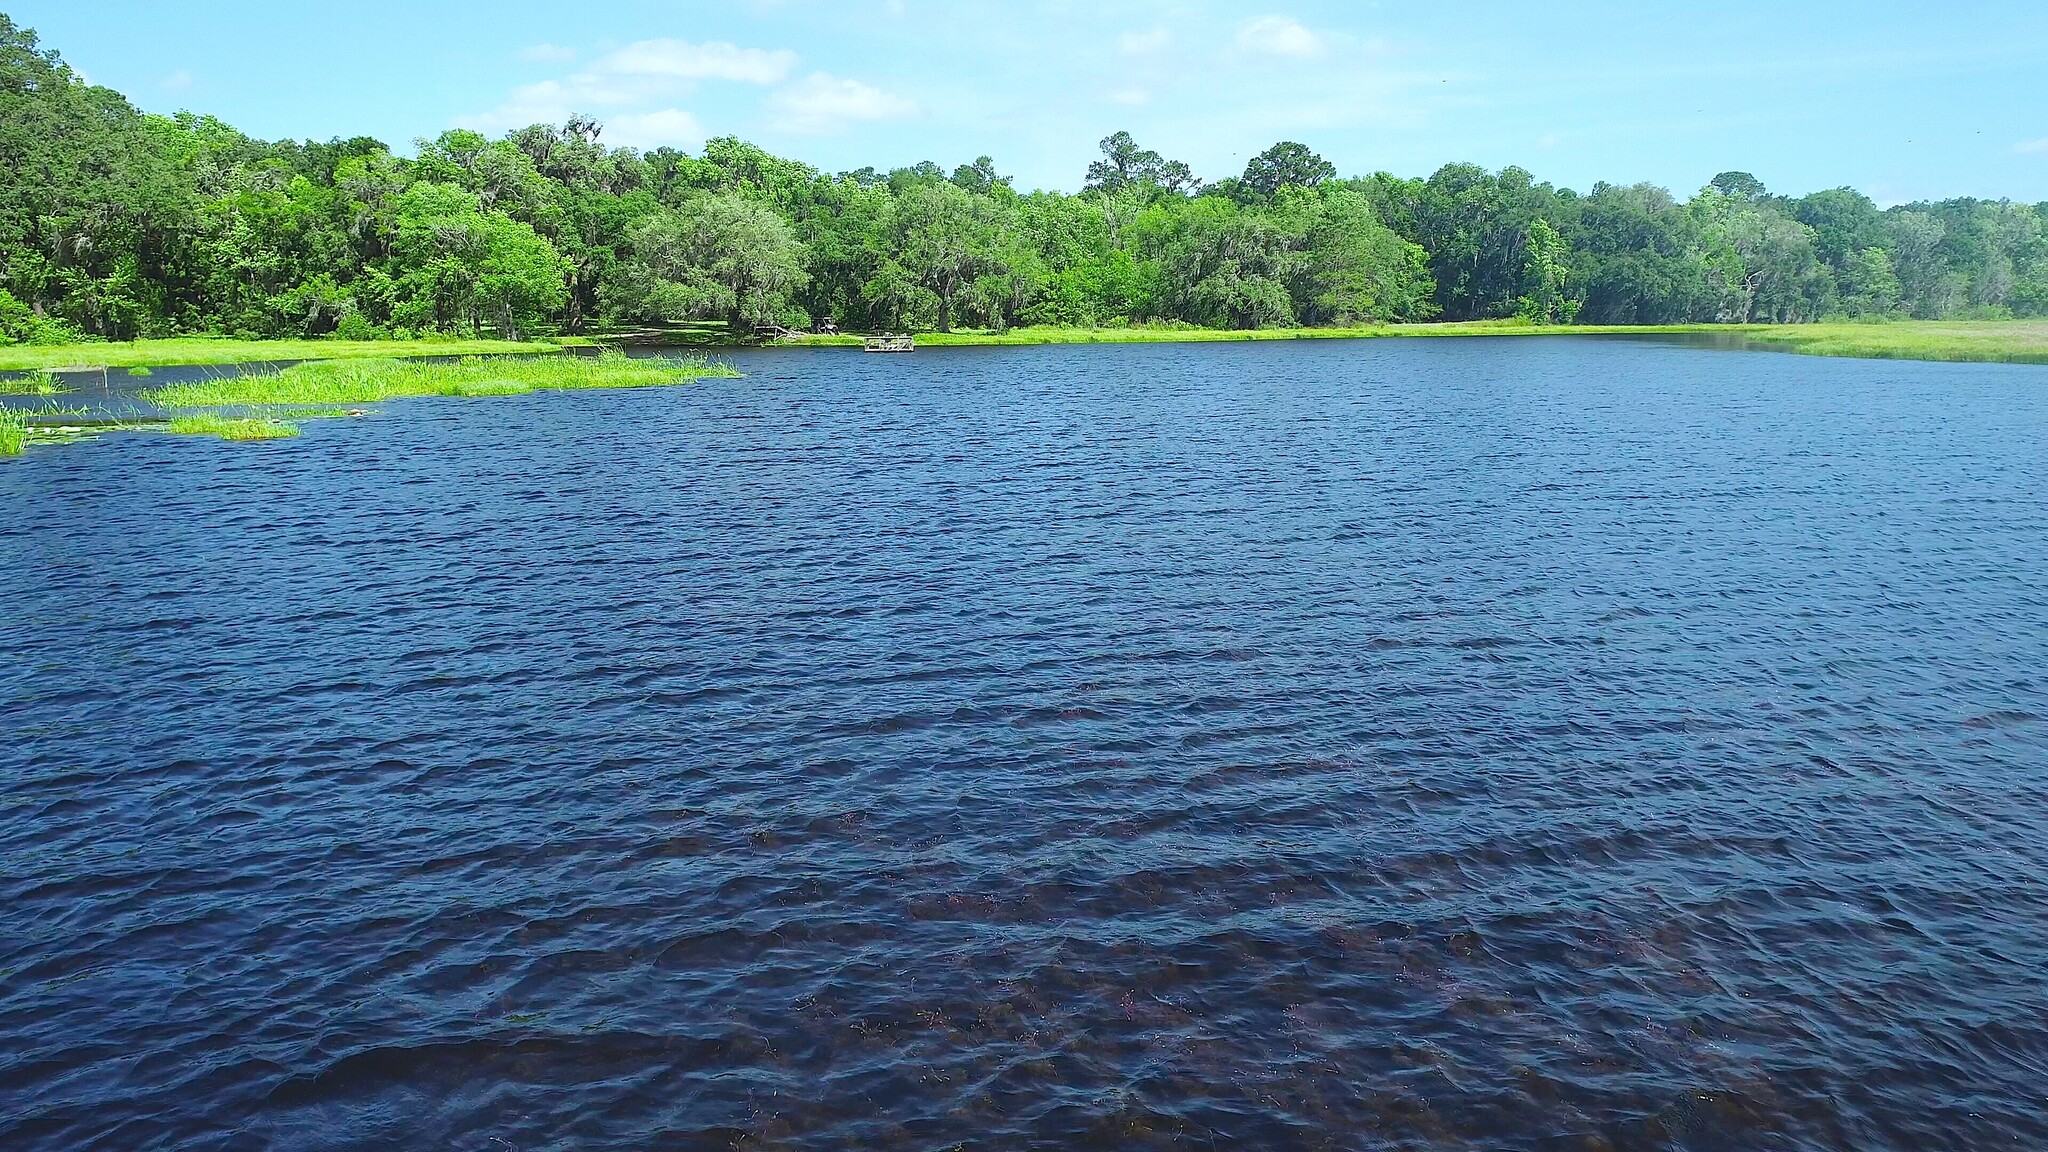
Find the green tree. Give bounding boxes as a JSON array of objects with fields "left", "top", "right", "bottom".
[
  {"left": 1515, "top": 218, "right": 1578, "bottom": 323},
  {"left": 1693, "top": 188, "right": 1828, "bottom": 323},
  {"left": 611, "top": 192, "right": 809, "bottom": 330},
  {"left": 1838, "top": 247, "right": 1902, "bottom": 316},
  {"left": 1238, "top": 142, "right": 1337, "bottom": 202},
  {"left": 885, "top": 181, "right": 1003, "bottom": 332},
  {"left": 1085, "top": 132, "right": 1199, "bottom": 196},
  {"left": 1278, "top": 187, "right": 1437, "bottom": 323},
  {"left": 389, "top": 182, "right": 567, "bottom": 337}
]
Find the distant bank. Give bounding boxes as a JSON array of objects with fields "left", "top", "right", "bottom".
[
  {"left": 8, "top": 321, "right": 2048, "bottom": 374},
  {"left": 785, "top": 319, "right": 2048, "bottom": 363}
]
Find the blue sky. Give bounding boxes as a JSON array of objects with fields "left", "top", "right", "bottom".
[{"left": 15, "top": 0, "right": 2048, "bottom": 203}]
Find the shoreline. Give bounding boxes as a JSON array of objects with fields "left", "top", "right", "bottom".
[
  {"left": 778, "top": 321, "right": 1740, "bottom": 348},
  {"left": 7, "top": 320, "right": 2048, "bottom": 373},
  {"left": 781, "top": 320, "right": 2048, "bottom": 364},
  {"left": 0, "top": 337, "right": 552, "bottom": 373}
]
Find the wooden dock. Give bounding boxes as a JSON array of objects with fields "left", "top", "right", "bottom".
[{"left": 864, "top": 335, "right": 915, "bottom": 353}]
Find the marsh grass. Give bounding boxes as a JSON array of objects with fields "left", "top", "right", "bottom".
[
  {"left": 127, "top": 366, "right": 153, "bottom": 376},
  {"left": 1733, "top": 320, "right": 2048, "bottom": 364},
  {"left": 144, "top": 350, "right": 739, "bottom": 408},
  {"left": 0, "top": 409, "right": 24, "bottom": 456},
  {"left": 278, "top": 406, "right": 365, "bottom": 419},
  {"left": 165, "top": 414, "right": 301, "bottom": 441},
  {"left": 0, "top": 371, "right": 73, "bottom": 396}
]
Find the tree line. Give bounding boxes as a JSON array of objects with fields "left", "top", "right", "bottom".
[{"left": 4, "top": 15, "right": 2046, "bottom": 347}]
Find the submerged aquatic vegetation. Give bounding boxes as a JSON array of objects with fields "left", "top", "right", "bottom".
[
  {"left": 143, "top": 349, "right": 738, "bottom": 408},
  {"left": 165, "top": 414, "right": 301, "bottom": 441},
  {"left": 0, "top": 371, "right": 72, "bottom": 396}
]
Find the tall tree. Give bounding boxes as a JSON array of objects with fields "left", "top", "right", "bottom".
[
  {"left": 611, "top": 192, "right": 808, "bottom": 330},
  {"left": 1515, "top": 218, "right": 1577, "bottom": 323},
  {"left": 885, "top": 181, "right": 1003, "bottom": 332},
  {"left": 1239, "top": 142, "right": 1337, "bottom": 202}
]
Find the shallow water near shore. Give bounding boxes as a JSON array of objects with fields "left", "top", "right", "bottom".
[{"left": 5, "top": 337, "right": 2048, "bottom": 1149}]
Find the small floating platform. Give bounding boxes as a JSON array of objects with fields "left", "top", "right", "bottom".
[{"left": 864, "top": 335, "right": 915, "bottom": 353}]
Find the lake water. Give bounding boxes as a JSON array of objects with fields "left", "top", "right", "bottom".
[{"left": 4, "top": 337, "right": 2047, "bottom": 1150}]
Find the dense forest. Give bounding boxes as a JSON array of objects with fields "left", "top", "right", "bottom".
[{"left": 5, "top": 14, "right": 2048, "bottom": 347}]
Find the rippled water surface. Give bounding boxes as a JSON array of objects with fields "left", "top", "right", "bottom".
[{"left": 6, "top": 338, "right": 2048, "bottom": 1150}]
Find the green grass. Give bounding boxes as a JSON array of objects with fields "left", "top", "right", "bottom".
[
  {"left": 143, "top": 349, "right": 739, "bottom": 408},
  {"left": 127, "top": 366, "right": 152, "bottom": 376},
  {"left": 0, "top": 371, "right": 72, "bottom": 395},
  {"left": 1728, "top": 320, "right": 2048, "bottom": 364},
  {"left": 165, "top": 414, "right": 301, "bottom": 441},
  {"left": 7, "top": 350, "right": 737, "bottom": 457},
  {"left": 275, "top": 406, "right": 364, "bottom": 419},
  {"left": 0, "top": 336, "right": 558, "bottom": 372},
  {"left": 781, "top": 318, "right": 2048, "bottom": 365},
  {"left": 778, "top": 319, "right": 1721, "bottom": 349}
]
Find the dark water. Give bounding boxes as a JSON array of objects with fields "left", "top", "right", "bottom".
[{"left": 5, "top": 338, "right": 2048, "bottom": 1150}]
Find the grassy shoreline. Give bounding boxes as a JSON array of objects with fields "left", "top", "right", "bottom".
[
  {"left": 782, "top": 319, "right": 2048, "bottom": 363},
  {"left": 779, "top": 320, "right": 1736, "bottom": 348},
  {"left": 1728, "top": 322, "right": 2048, "bottom": 364},
  {"left": 1, "top": 352, "right": 737, "bottom": 458},
  {"left": 7, "top": 321, "right": 2048, "bottom": 374},
  {"left": 0, "top": 336, "right": 555, "bottom": 372}
]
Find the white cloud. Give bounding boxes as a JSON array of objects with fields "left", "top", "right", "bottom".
[
  {"left": 518, "top": 44, "right": 577, "bottom": 63},
  {"left": 602, "top": 109, "right": 709, "bottom": 149},
  {"left": 457, "top": 80, "right": 590, "bottom": 134},
  {"left": 1237, "top": 15, "right": 1323, "bottom": 58},
  {"left": 767, "top": 72, "right": 917, "bottom": 133},
  {"left": 1118, "top": 26, "right": 1172, "bottom": 55},
  {"left": 602, "top": 39, "right": 796, "bottom": 84},
  {"left": 2013, "top": 137, "right": 2048, "bottom": 155},
  {"left": 460, "top": 37, "right": 795, "bottom": 140}
]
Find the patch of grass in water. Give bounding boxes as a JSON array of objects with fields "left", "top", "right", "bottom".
[
  {"left": 0, "top": 371, "right": 72, "bottom": 396},
  {"left": 1, "top": 406, "right": 164, "bottom": 455},
  {"left": 127, "top": 366, "right": 153, "bottom": 376},
  {"left": 166, "top": 414, "right": 301, "bottom": 441},
  {"left": 278, "top": 406, "right": 368, "bottom": 419},
  {"left": 452, "top": 380, "right": 534, "bottom": 397},
  {"left": 143, "top": 349, "right": 738, "bottom": 408}
]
